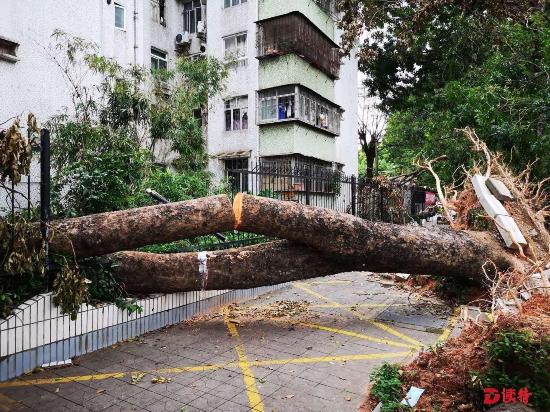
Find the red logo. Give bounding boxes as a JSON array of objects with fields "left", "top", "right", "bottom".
[{"left": 483, "top": 387, "right": 532, "bottom": 406}]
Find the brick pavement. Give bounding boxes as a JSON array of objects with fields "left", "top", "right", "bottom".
[{"left": 0, "top": 272, "right": 456, "bottom": 412}]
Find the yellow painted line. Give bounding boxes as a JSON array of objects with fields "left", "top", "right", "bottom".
[
  {"left": 224, "top": 310, "right": 265, "bottom": 412},
  {"left": 311, "top": 303, "right": 409, "bottom": 309},
  {"left": 300, "top": 322, "right": 418, "bottom": 349},
  {"left": 308, "top": 280, "right": 352, "bottom": 285},
  {"left": 437, "top": 307, "right": 461, "bottom": 343},
  {"left": 293, "top": 282, "right": 423, "bottom": 348},
  {"left": 251, "top": 351, "right": 412, "bottom": 367},
  {"left": 0, "top": 351, "right": 415, "bottom": 389}
]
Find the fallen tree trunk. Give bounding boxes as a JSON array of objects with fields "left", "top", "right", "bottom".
[
  {"left": 49, "top": 195, "right": 234, "bottom": 258},
  {"left": 112, "top": 241, "right": 352, "bottom": 294},
  {"left": 234, "top": 193, "right": 522, "bottom": 278}
]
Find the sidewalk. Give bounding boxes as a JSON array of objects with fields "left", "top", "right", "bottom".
[{"left": 0, "top": 272, "right": 455, "bottom": 411}]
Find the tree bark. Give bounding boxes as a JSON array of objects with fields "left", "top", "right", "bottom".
[
  {"left": 112, "top": 241, "right": 352, "bottom": 294},
  {"left": 234, "top": 193, "right": 522, "bottom": 278},
  {"left": 49, "top": 195, "right": 234, "bottom": 258}
]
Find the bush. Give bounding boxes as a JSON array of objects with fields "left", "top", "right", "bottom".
[
  {"left": 480, "top": 330, "right": 550, "bottom": 410},
  {"left": 370, "top": 363, "right": 405, "bottom": 411}
]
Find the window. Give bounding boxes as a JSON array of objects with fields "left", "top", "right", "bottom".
[
  {"left": 224, "top": 33, "right": 247, "bottom": 67},
  {"left": 225, "top": 158, "right": 249, "bottom": 192},
  {"left": 151, "top": 48, "right": 168, "bottom": 71},
  {"left": 0, "top": 36, "right": 19, "bottom": 63},
  {"left": 183, "top": 0, "right": 203, "bottom": 34},
  {"left": 224, "top": 0, "right": 247, "bottom": 8},
  {"left": 115, "top": 4, "right": 125, "bottom": 29},
  {"left": 258, "top": 85, "right": 341, "bottom": 135},
  {"left": 151, "top": 0, "right": 166, "bottom": 26},
  {"left": 224, "top": 96, "right": 248, "bottom": 131}
]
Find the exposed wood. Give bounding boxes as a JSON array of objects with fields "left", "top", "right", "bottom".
[
  {"left": 112, "top": 241, "right": 352, "bottom": 294},
  {"left": 233, "top": 193, "right": 522, "bottom": 278},
  {"left": 49, "top": 195, "right": 235, "bottom": 258}
]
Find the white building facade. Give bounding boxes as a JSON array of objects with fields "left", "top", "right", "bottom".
[{"left": 0, "top": 0, "right": 358, "bottom": 184}]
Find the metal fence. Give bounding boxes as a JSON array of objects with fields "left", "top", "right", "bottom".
[{"left": 183, "top": 159, "right": 428, "bottom": 252}]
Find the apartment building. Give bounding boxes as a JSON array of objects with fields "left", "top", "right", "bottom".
[{"left": 0, "top": 0, "right": 358, "bottom": 186}]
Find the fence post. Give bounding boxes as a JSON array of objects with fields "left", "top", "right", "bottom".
[
  {"left": 305, "top": 164, "right": 311, "bottom": 205},
  {"left": 351, "top": 175, "right": 357, "bottom": 216},
  {"left": 40, "top": 129, "right": 51, "bottom": 290}
]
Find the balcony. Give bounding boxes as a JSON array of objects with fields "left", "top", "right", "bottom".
[
  {"left": 258, "top": 85, "right": 342, "bottom": 135},
  {"left": 256, "top": 12, "right": 340, "bottom": 79}
]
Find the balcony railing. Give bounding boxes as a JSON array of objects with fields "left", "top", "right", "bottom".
[
  {"left": 256, "top": 12, "right": 340, "bottom": 79},
  {"left": 258, "top": 85, "right": 342, "bottom": 135}
]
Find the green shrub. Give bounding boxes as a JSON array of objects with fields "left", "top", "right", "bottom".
[
  {"left": 370, "top": 363, "right": 405, "bottom": 411},
  {"left": 479, "top": 330, "right": 550, "bottom": 410}
]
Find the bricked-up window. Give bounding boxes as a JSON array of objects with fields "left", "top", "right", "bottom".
[
  {"left": 225, "top": 96, "right": 248, "bottom": 131},
  {"left": 258, "top": 85, "right": 341, "bottom": 135},
  {"left": 224, "top": 0, "right": 247, "bottom": 8},
  {"left": 257, "top": 12, "right": 340, "bottom": 79},
  {"left": 0, "top": 37, "right": 19, "bottom": 62}
]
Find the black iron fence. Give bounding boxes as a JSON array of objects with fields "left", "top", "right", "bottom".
[{"left": 183, "top": 160, "right": 429, "bottom": 252}]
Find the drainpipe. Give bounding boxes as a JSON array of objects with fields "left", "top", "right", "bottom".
[{"left": 133, "top": 0, "right": 138, "bottom": 64}]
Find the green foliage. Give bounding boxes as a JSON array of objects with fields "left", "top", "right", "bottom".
[
  {"left": 84, "top": 259, "right": 142, "bottom": 315},
  {"left": 130, "top": 167, "right": 211, "bottom": 207},
  {"left": 479, "top": 330, "right": 550, "bottom": 410},
  {"left": 341, "top": 3, "right": 549, "bottom": 186},
  {"left": 0, "top": 274, "right": 44, "bottom": 318},
  {"left": 369, "top": 363, "right": 405, "bottom": 412}
]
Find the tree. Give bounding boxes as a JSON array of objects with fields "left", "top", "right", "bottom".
[
  {"left": 358, "top": 92, "right": 386, "bottom": 178},
  {"left": 338, "top": 1, "right": 549, "bottom": 184}
]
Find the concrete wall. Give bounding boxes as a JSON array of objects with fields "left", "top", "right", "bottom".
[
  {"left": 257, "top": 0, "right": 334, "bottom": 39},
  {"left": 206, "top": 0, "right": 260, "bottom": 181},
  {"left": 259, "top": 123, "right": 336, "bottom": 163},
  {"left": 258, "top": 54, "right": 335, "bottom": 101}
]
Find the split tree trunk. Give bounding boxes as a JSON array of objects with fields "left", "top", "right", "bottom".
[
  {"left": 112, "top": 241, "right": 353, "bottom": 294},
  {"left": 234, "top": 193, "right": 522, "bottom": 278},
  {"left": 49, "top": 195, "right": 234, "bottom": 258}
]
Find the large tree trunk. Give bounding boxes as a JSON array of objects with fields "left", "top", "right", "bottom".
[
  {"left": 112, "top": 241, "right": 352, "bottom": 294},
  {"left": 234, "top": 194, "right": 522, "bottom": 278},
  {"left": 49, "top": 195, "right": 234, "bottom": 258}
]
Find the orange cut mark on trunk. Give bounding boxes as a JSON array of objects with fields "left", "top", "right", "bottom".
[{"left": 233, "top": 192, "right": 244, "bottom": 229}]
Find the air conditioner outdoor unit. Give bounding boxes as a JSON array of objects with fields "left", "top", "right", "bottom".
[{"left": 175, "top": 31, "right": 190, "bottom": 45}]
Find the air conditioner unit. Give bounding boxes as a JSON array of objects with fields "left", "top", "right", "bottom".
[
  {"left": 175, "top": 32, "right": 190, "bottom": 45},
  {"left": 197, "top": 20, "right": 206, "bottom": 34}
]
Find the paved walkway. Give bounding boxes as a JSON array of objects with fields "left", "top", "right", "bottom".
[{"left": 0, "top": 273, "right": 456, "bottom": 412}]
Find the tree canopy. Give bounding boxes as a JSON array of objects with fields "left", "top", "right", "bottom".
[{"left": 339, "top": 1, "right": 549, "bottom": 183}]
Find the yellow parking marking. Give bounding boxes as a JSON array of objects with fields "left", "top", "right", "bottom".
[
  {"left": 308, "top": 280, "right": 353, "bottom": 285},
  {"left": 251, "top": 351, "right": 412, "bottom": 367},
  {"left": 224, "top": 310, "right": 265, "bottom": 412},
  {"left": 300, "top": 323, "right": 418, "bottom": 349},
  {"left": 311, "top": 303, "right": 408, "bottom": 309},
  {"left": 293, "top": 282, "right": 423, "bottom": 348},
  {"left": 0, "top": 351, "right": 415, "bottom": 389},
  {"left": 437, "top": 307, "right": 461, "bottom": 343}
]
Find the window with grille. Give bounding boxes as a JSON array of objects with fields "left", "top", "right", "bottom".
[
  {"left": 225, "top": 96, "right": 248, "bottom": 131},
  {"left": 183, "top": 0, "right": 203, "bottom": 33},
  {"left": 224, "top": 33, "right": 247, "bottom": 67},
  {"left": 258, "top": 85, "right": 341, "bottom": 135}
]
